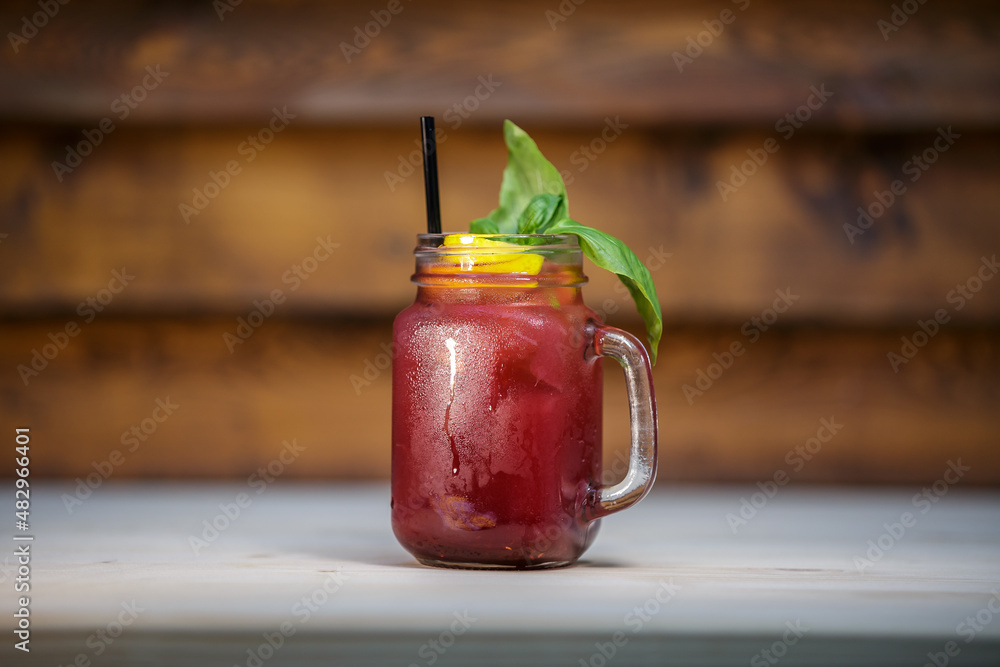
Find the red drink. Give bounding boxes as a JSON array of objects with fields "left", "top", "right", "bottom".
[{"left": 391, "top": 234, "right": 657, "bottom": 569}]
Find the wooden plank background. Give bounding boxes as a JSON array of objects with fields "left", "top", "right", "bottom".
[
  {"left": 2, "top": 318, "right": 997, "bottom": 483},
  {"left": 1, "top": 126, "right": 999, "bottom": 322},
  {"left": 1, "top": 0, "right": 999, "bottom": 127},
  {"left": 1, "top": 0, "right": 998, "bottom": 483}
]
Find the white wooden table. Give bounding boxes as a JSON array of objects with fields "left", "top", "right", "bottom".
[{"left": 6, "top": 483, "right": 1000, "bottom": 666}]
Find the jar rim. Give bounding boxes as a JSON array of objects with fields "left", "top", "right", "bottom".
[
  {"left": 416, "top": 233, "right": 580, "bottom": 252},
  {"left": 412, "top": 233, "right": 585, "bottom": 287}
]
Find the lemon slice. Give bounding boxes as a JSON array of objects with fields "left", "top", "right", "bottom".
[{"left": 437, "top": 234, "right": 544, "bottom": 275}]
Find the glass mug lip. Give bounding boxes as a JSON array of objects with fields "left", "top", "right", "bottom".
[
  {"left": 412, "top": 233, "right": 585, "bottom": 287},
  {"left": 416, "top": 232, "right": 581, "bottom": 253}
]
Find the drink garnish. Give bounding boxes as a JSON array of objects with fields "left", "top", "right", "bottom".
[
  {"left": 438, "top": 234, "right": 544, "bottom": 275},
  {"left": 469, "top": 121, "right": 662, "bottom": 362}
]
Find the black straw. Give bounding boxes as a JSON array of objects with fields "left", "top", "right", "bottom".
[{"left": 420, "top": 116, "right": 442, "bottom": 234}]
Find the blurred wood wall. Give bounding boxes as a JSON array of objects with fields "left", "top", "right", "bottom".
[{"left": 1, "top": 0, "right": 998, "bottom": 483}]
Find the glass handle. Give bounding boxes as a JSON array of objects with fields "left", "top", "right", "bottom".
[{"left": 589, "top": 323, "right": 658, "bottom": 519}]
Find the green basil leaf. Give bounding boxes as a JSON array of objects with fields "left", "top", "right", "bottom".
[
  {"left": 517, "top": 193, "right": 564, "bottom": 234},
  {"left": 484, "top": 120, "right": 568, "bottom": 233},
  {"left": 469, "top": 217, "right": 499, "bottom": 234},
  {"left": 546, "top": 218, "right": 662, "bottom": 363},
  {"left": 468, "top": 120, "right": 662, "bottom": 363}
]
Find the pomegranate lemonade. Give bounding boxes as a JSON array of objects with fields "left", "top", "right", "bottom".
[
  {"left": 393, "top": 290, "right": 602, "bottom": 567},
  {"left": 391, "top": 233, "right": 657, "bottom": 569}
]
